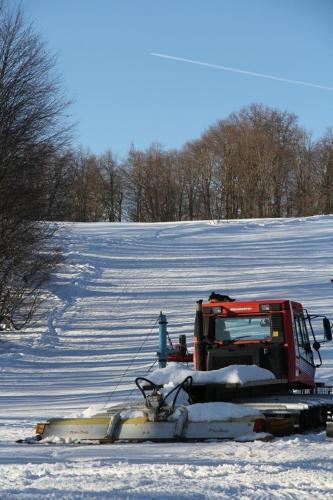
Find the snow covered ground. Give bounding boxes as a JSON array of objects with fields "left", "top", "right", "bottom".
[{"left": 1, "top": 216, "right": 333, "bottom": 498}]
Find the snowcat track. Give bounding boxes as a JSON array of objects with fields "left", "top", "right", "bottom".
[
  {"left": 189, "top": 384, "right": 333, "bottom": 436},
  {"left": 327, "top": 410, "right": 333, "bottom": 438}
]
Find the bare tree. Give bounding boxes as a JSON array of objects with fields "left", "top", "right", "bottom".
[
  {"left": 98, "top": 150, "right": 124, "bottom": 222},
  {"left": 126, "top": 144, "right": 180, "bottom": 222},
  {"left": 288, "top": 132, "right": 320, "bottom": 217},
  {"left": 67, "top": 150, "right": 104, "bottom": 222},
  {"left": 43, "top": 149, "right": 75, "bottom": 220},
  {"left": 0, "top": 3, "right": 72, "bottom": 328},
  {"left": 196, "top": 104, "right": 308, "bottom": 219},
  {"left": 314, "top": 129, "right": 333, "bottom": 214}
]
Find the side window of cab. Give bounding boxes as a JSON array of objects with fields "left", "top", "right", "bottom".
[{"left": 294, "top": 315, "right": 314, "bottom": 365}]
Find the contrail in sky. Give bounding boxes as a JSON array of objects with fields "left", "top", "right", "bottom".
[{"left": 150, "top": 52, "right": 333, "bottom": 91}]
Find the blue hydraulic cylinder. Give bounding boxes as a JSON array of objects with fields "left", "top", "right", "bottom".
[{"left": 158, "top": 311, "right": 168, "bottom": 368}]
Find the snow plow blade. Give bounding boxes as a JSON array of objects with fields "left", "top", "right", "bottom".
[
  {"left": 35, "top": 407, "right": 265, "bottom": 443},
  {"left": 35, "top": 416, "right": 113, "bottom": 442},
  {"left": 31, "top": 377, "right": 268, "bottom": 444}
]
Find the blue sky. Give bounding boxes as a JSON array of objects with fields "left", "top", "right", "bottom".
[{"left": 19, "top": 0, "right": 333, "bottom": 157}]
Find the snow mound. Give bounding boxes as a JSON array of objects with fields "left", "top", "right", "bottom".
[
  {"left": 149, "top": 362, "right": 275, "bottom": 386},
  {"left": 235, "top": 432, "right": 273, "bottom": 442},
  {"left": 80, "top": 405, "right": 106, "bottom": 418},
  {"left": 120, "top": 409, "right": 146, "bottom": 419},
  {"left": 186, "top": 402, "right": 261, "bottom": 421},
  {"left": 71, "top": 402, "right": 124, "bottom": 418}
]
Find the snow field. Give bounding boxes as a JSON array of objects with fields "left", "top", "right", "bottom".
[{"left": 1, "top": 216, "right": 333, "bottom": 498}]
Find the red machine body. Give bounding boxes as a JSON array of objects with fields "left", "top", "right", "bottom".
[{"left": 194, "top": 298, "right": 318, "bottom": 388}]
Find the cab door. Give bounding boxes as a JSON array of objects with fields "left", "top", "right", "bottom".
[{"left": 293, "top": 313, "right": 315, "bottom": 385}]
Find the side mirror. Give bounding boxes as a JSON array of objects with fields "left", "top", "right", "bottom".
[{"left": 323, "top": 317, "right": 332, "bottom": 341}]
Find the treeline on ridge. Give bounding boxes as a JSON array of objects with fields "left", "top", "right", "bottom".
[{"left": 45, "top": 104, "right": 333, "bottom": 223}]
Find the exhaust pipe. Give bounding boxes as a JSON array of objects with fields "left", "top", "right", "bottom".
[{"left": 195, "top": 300, "right": 206, "bottom": 371}]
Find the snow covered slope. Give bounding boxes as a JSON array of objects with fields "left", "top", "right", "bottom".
[{"left": 1, "top": 216, "right": 333, "bottom": 498}]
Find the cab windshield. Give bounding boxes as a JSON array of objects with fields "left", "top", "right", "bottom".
[{"left": 215, "top": 315, "right": 271, "bottom": 341}]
